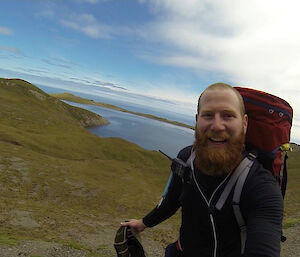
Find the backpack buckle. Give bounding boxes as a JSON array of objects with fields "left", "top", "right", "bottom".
[{"left": 248, "top": 152, "right": 257, "bottom": 161}]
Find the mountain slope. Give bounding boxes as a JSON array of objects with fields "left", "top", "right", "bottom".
[
  {"left": 0, "top": 78, "right": 174, "bottom": 256},
  {"left": 1, "top": 78, "right": 299, "bottom": 256}
]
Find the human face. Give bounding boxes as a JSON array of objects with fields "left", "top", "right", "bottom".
[{"left": 196, "top": 88, "right": 248, "bottom": 150}]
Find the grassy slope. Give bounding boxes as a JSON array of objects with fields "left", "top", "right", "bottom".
[
  {"left": 0, "top": 78, "right": 299, "bottom": 253},
  {"left": 0, "top": 78, "right": 175, "bottom": 254},
  {"left": 283, "top": 148, "right": 300, "bottom": 227},
  {"left": 51, "top": 92, "right": 195, "bottom": 130}
]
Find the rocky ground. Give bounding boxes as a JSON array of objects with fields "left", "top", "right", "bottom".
[
  {"left": 281, "top": 223, "right": 300, "bottom": 257},
  {"left": 0, "top": 232, "right": 165, "bottom": 257},
  {"left": 0, "top": 223, "right": 299, "bottom": 257}
]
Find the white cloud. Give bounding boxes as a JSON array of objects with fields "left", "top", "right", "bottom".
[
  {"left": 61, "top": 13, "right": 113, "bottom": 39},
  {"left": 0, "top": 46, "right": 24, "bottom": 56},
  {"left": 139, "top": 0, "right": 300, "bottom": 143},
  {"left": 34, "top": 1, "right": 57, "bottom": 18},
  {"left": 42, "top": 56, "right": 76, "bottom": 69},
  {"left": 0, "top": 26, "right": 14, "bottom": 35}
]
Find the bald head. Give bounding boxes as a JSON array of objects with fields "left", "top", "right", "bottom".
[{"left": 197, "top": 83, "right": 245, "bottom": 117}]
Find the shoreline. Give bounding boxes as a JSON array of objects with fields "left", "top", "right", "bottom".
[{"left": 51, "top": 92, "right": 195, "bottom": 130}]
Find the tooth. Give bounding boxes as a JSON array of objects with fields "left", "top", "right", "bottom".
[{"left": 211, "top": 138, "right": 225, "bottom": 142}]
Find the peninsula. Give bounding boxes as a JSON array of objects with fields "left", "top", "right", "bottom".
[{"left": 50, "top": 92, "right": 195, "bottom": 130}]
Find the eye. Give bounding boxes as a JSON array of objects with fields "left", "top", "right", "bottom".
[{"left": 223, "top": 113, "right": 234, "bottom": 119}]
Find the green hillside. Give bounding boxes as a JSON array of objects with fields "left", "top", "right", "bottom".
[
  {"left": 284, "top": 144, "right": 300, "bottom": 227},
  {"left": 0, "top": 78, "right": 174, "bottom": 256},
  {"left": 0, "top": 78, "right": 299, "bottom": 256}
]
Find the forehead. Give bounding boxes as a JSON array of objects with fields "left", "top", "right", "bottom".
[{"left": 199, "top": 88, "right": 241, "bottom": 113}]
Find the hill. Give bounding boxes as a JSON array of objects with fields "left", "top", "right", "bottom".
[
  {"left": 50, "top": 92, "right": 194, "bottom": 130},
  {"left": 0, "top": 78, "right": 299, "bottom": 256},
  {"left": 291, "top": 142, "right": 300, "bottom": 151},
  {"left": 0, "top": 78, "right": 175, "bottom": 256}
]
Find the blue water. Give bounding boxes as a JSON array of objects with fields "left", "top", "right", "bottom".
[
  {"left": 37, "top": 84, "right": 196, "bottom": 126},
  {"left": 36, "top": 84, "right": 195, "bottom": 156},
  {"left": 65, "top": 101, "right": 195, "bottom": 157}
]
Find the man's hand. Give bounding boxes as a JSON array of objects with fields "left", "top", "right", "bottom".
[{"left": 120, "top": 219, "right": 147, "bottom": 233}]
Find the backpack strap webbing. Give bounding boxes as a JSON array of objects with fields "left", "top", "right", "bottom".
[
  {"left": 215, "top": 155, "right": 255, "bottom": 210},
  {"left": 215, "top": 153, "right": 256, "bottom": 254},
  {"left": 232, "top": 157, "right": 254, "bottom": 254}
]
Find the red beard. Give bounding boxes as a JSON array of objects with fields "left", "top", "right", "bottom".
[{"left": 193, "top": 129, "right": 245, "bottom": 176}]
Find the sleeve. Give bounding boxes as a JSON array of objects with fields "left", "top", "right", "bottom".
[
  {"left": 142, "top": 171, "right": 182, "bottom": 227},
  {"left": 242, "top": 166, "right": 283, "bottom": 257},
  {"left": 142, "top": 146, "right": 192, "bottom": 228}
]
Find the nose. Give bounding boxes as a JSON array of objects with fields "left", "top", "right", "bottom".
[{"left": 211, "top": 114, "right": 225, "bottom": 131}]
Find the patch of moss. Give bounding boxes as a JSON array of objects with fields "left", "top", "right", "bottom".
[
  {"left": 0, "top": 234, "right": 19, "bottom": 246},
  {"left": 62, "top": 240, "right": 89, "bottom": 251},
  {"left": 283, "top": 217, "right": 300, "bottom": 228}
]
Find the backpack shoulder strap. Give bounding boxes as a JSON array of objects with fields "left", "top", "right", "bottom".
[
  {"left": 215, "top": 153, "right": 256, "bottom": 211},
  {"left": 232, "top": 156, "right": 254, "bottom": 254},
  {"left": 215, "top": 153, "right": 256, "bottom": 255}
]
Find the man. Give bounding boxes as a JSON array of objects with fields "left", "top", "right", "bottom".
[{"left": 121, "top": 83, "right": 283, "bottom": 257}]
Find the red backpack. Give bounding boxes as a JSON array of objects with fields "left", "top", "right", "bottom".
[{"left": 235, "top": 87, "right": 293, "bottom": 198}]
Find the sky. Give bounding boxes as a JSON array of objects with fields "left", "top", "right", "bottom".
[{"left": 0, "top": 0, "right": 299, "bottom": 143}]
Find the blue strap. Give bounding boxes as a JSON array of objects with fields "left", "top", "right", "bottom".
[{"left": 162, "top": 173, "right": 174, "bottom": 198}]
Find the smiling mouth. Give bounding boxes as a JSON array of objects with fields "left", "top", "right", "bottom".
[{"left": 208, "top": 137, "right": 227, "bottom": 144}]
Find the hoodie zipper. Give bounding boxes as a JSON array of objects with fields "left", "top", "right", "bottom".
[{"left": 191, "top": 160, "right": 231, "bottom": 257}]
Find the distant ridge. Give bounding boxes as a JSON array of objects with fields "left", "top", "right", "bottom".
[
  {"left": 291, "top": 142, "right": 300, "bottom": 151},
  {"left": 51, "top": 92, "right": 195, "bottom": 130}
]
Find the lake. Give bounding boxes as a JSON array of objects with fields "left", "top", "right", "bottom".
[
  {"left": 65, "top": 101, "right": 195, "bottom": 157},
  {"left": 37, "top": 84, "right": 196, "bottom": 126},
  {"left": 37, "top": 84, "right": 196, "bottom": 157}
]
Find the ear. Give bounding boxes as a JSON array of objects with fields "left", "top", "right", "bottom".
[{"left": 243, "top": 114, "right": 248, "bottom": 135}]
